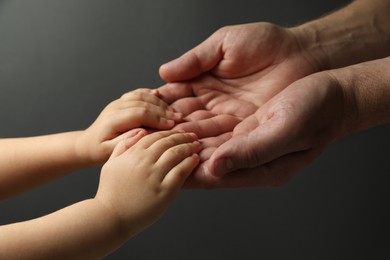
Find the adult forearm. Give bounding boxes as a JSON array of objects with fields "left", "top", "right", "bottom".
[
  {"left": 332, "top": 56, "right": 390, "bottom": 137},
  {"left": 0, "top": 131, "right": 90, "bottom": 199},
  {"left": 0, "top": 199, "right": 130, "bottom": 259},
  {"left": 294, "top": 0, "right": 390, "bottom": 70}
]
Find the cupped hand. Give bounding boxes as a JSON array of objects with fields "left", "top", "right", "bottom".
[
  {"left": 185, "top": 71, "right": 348, "bottom": 188},
  {"left": 157, "top": 22, "right": 325, "bottom": 187}
]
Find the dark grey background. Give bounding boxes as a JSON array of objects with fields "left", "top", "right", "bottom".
[{"left": 1, "top": 0, "right": 389, "bottom": 259}]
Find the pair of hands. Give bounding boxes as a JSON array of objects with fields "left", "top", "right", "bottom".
[
  {"left": 80, "top": 21, "right": 388, "bottom": 234},
  {"left": 157, "top": 22, "right": 346, "bottom": 188},
  {"left": 82, "top": 22, "right": 351, "bottom": 193}
]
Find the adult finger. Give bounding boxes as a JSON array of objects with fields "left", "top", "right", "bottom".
[
  {"left": 169, "top": 97, "right": 206, "bottom": 116},
  {"left": 157, "top": 82, "right": 195, "bottom": 105},
  {"left": 197, "top": 132, "right": 232, "bottom": 162},
  {"left": 185, "top": 149, "right": 321, "bottom": 189},
  {"left": 208, "top": 113, "right": 304, "bottom": 176},
  {"left": 159, "top": 31, "right": 224, "bottom": 82}
]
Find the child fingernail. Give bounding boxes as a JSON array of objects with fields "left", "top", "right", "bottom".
[
  {"left": 174, "top": 112, "right": 183, "bottom": 119},
  {"left": 189, "top": 132, "right": 198, "bottom": 140},
  {"left": 193, "top": 141, "right": 202, "bottom": 149},
  {"left": 191, "top": 153, "right": 200, "bottom": 162},
  {"left": 167, "top": 111, "right": 183, "bottom": 120}
]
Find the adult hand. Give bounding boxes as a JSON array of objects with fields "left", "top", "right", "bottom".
[
  {"left": 172, "top": 71, "right": 349, "bottom": 188},
  {"left": 162, "top": 56, "right": 390, "bottom": 189},
  {"left": 158, "top": 22, "right": 324, "bottom": 187},
  {"left": 195, "top": 71, "right": 347, "bottom": 188},
  {"left": 158, "top": 0, "right": 390, "bottom": 188}
]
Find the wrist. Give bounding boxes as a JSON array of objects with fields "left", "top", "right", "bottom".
[
  {"left": 94, "top": 193, "right": 144, "bottom": 239},
  {"left": 92, "top": 197, "right": 130, "bottom": 237},
  {"left": 289, "top": 25, "right": 329, "bottom": 72},
  {"left": 294, "top": 0, "right": 390, "bottom": 70},
  {"left": 74, "top": 130, "right": 102, "bottom": 167},
  {"left": 327, "top": 57, "right": 390, "bottom": 138},
  {"left": 324, "top": 68, "right": 359, "bottom": 140}
]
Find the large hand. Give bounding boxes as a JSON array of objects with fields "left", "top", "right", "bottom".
[
  {"left": 158, "top": 22, "right": 324, "bottom": 187},
  {"left": 185, "top": 71, "right": 348, "bottom": 188},
  {"left": 191, "top": 55, "right": 390, "bottom": 188},
  {"left": 160, "top": 22, "right": 322, "bottom": 90}
]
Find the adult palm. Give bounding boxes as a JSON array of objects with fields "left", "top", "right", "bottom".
[{"left": 158, "top": 22, "right": 325, "bottom": 188}]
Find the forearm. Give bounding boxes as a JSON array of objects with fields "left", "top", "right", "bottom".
[
  {"left": 332, "top": 56, "right": 390, "bottom": 137},
  {"left": 0, "top": 199, "right": 132, "bottom": 259},
  {"left": 294, "top": 0, "right": 390, "bottom": 70},
  {"left": 0, "top": 131, "right": 90, "bottom": 199}
]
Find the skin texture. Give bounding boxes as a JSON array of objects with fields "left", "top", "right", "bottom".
[
  {"left": 158, "top": 0, "right": 390, "bottom": 188},
  {"left": 0, "top": 130, "right": 201, "bottom": 259}
]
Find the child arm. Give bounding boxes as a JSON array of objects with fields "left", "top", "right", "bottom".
[
  {"left": 0, "top": 89, "right": 182, "bottom": 200},
  {"left": 0, "top": 130, "right": 200, "bottom": 259}
]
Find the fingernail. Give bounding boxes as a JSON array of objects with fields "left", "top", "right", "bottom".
[
  {"left": 135, "top": 130, "right": 146, "bottom": 137},
  {"left": 130, "top": 129, "right": 144, "bottom": 137},
  {"left": 189, "top": 132, "right": 198, "bottom": 140},
  {"left": 167, "top": 111, "right": 183, "bottom": 120},
  {"left": 174, "top": 112, "right": 183, "bottom": 119},
  {"left": 214, "top": 159, "right": 234, "bottom": 177},
  {"left": 193, "top": 141, "right": 202, "bottom": 149}
]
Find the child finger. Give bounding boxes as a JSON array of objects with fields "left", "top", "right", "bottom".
[
  {"left": 154, "top": 141, "right": 202, "bottom": 177},
  {"left": 125, "top": 101, "right": 182, "bottom": 121},
  {"left": 121, "top": 89, "right": 173, "bottom": 111},
  {"left": 120, "top": 129, "right": 147, "bottom": 149},
  {"left": 128, "top": 106, "right": 182, "bottom": 130},
  {"left": 108, "top": 104, "right": 181, "bottom": 133},
  {"left": 147, "top": 132, "right": 199, "bottom": 154},
  {"left": 109, "top": 130, "right": 146, "bottom": 158},
  {"left": 109, "top": 140, "right": 128, "bottom": 159},
  {"left": 161, "top": 154, "right": 200, "bottom": 190},
  {"left": 133, "top": 130, "right": 184, "bottom": 150}
]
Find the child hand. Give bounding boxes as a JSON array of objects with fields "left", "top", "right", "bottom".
[
  {"left": 77, "top": 89, "right": 183, "bottom": 165},
  {"left": 95, "top": 130, "right": 201, "bottom": 234}
]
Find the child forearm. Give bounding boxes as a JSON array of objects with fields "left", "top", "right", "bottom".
[
  {"left": 0, "top": 131, "right": 90, "bottom": 200},
  {"left": 0, "top": 89, "right": 182, "bottom": 200},
  {"left": 0, "top": 198, "right": 132, "bottom": 260}
]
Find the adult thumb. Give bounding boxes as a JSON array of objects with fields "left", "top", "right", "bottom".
[
  {"left": 159, "top": 32, "right": 224, "bottom": 82},
  {"left": 209, "top": 123, "right": 292, "bottom": 177}
]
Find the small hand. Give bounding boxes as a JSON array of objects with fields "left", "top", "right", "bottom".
[
  {"left": 95, "top": 130, "right": 201, "bottom": 232},
  {"left": 76, "top": 89, "right": 183, "bottom": 165}
]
